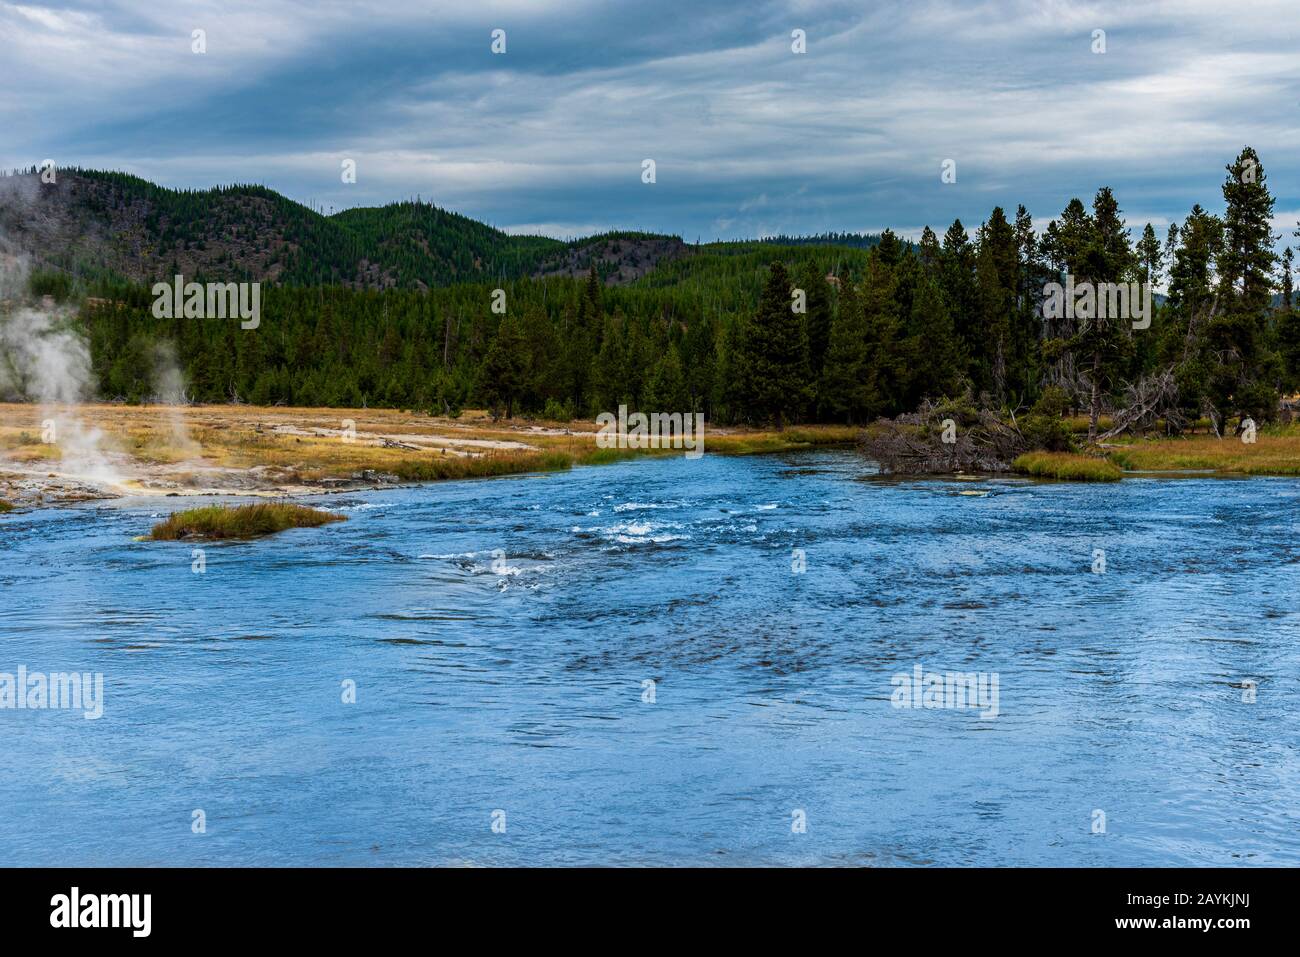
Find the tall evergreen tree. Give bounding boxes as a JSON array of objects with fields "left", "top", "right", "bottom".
[
  {"left": 1205, "top": 147, "right": 1280, "bottom": 428},
  {"left": 940, "top": 219, "right": 980, "bottom": 385},
  {"left": 1280, "top": 246, "right": 1294, "bottom": 311},
  {"left": 645, "top": 343, "right": 688, "bottom": 411},
  {"left": 795, "top": 260, "right": 833, "bottom": 380},
  {"left": 906, "top": 271, "right": 962, "bottom": 403},
  {"left": 479, "top": 313, "right": 530, "bottom": 418},
  {"left": 860, "top": 252, "right": 906, "bottom": 417},
  {"left": 1160, "top": 205, "right": 1224, "bottom": 424},
  {"left": 1013, "top": 204, "right": 1047, "bottom": 402},
  {"left": 584, "top": 264, "right": 603, "bottom": 317},
  {"left": 972, "top": 208, "right": 1019, "bottom": 404},
  {"left": 1078, "top": 187, "right": 1135, "bottom": 441},
  {"left": 1128, "top": 223, "right": 1166, "bottom": 385},
  {"left": 589, "top": 316, "right": 626, "bottom": 412},
  {"left": 1136, "top": 223, "right": 1164, "bottom": 288},
  {"left": 682, "top": 315, "right": 716, "bottom": 415},
  {"left": 818, "top": 281, "right": 868, "bottom": 422},
  {"left": 622, "top": 316, "right": 653, "bottom": 410},
  {"left": 917, "top": 226, "right": 942, "bottom": 272},
  {"left": 733, "top": 262, "right": 812, "bottom": 426}
]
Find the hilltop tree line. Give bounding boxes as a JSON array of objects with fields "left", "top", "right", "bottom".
[{"left": 18, "top": 148, "right": 1300, "bottom": 433}]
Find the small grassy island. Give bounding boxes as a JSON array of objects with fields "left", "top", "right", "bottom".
[
  {"left": 149, "top": 502, "right": 346, "bottom": 540},
  {"left": 0, "top": 499, "right": 14, "bottom": 513}
]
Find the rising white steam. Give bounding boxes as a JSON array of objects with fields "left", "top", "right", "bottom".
[
  {"left": 0, "top": 225, "right": 125, "bottom": 489},
  {"left": 149, "top": 340, "right": 200, "bottom": 458}
]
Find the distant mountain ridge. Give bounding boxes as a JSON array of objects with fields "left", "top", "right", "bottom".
[
  {"left": 0, "top": 168, "right": 879, "bottom": 291},
  {"left": 0, "top": 168, "right": 564, "bottom": 289}
]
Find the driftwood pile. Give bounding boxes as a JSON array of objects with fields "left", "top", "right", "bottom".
[{"left": 861, "top": 398, "right": 1033, "bottom": 474}]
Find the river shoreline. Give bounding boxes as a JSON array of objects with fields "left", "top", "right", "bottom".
[
  {"left": 0, "top": 402, "right": 857, "bottom": 509},
  {"left": 5, "top": 401, "right": 1300, "bottom": 513}
]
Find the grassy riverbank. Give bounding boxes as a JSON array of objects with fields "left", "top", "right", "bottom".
[
  {"left": 1011, "top": 426, "right": 1300, "bottom": 481},
  {"left": 0, "top": 402, "right": 858, "bottom": 501},
  {"left": 1104, "top": 428, "right": 1300, "bottom": 476},
  {"left": 1012, "top": 452, "right": 1122, "bottom": 482},
  {"left": 9, "top": 398, "right": 1300, "bottom": 496}
]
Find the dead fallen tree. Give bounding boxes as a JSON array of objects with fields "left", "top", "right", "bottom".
[
  {"left": 1099, "top": 294, "right": 1218, "bottom": 441},
  {"left": 1097, "top": 366, "right": 1186, "bottom": 441}
]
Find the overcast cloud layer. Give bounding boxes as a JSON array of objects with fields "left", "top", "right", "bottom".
[{"left": 2, "top": 0, "right": 1298, "bottom": 242}]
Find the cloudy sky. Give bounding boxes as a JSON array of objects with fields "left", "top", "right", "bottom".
[{"left": 2, "top": 0, "right": 1298, "bottom": 244}]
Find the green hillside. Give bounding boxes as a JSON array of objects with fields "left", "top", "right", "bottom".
[{"left": 0, "top": 168, "right": 565, "bottom": 288}]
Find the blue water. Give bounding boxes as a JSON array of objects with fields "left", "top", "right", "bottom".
[{"left": 1, "top": 450, "right": 1298, "bottom": 866}]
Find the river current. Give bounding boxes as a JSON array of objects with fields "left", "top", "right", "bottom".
[{"left": 1, "top": 449, "right": 1297, "bottom": 865}]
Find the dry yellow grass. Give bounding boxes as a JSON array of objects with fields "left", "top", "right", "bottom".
[
  {"left": 0, "top": 402, "right": 859, "bottom": 497},
  {"left": 1106, "top": 427, "right": 1300, "bottom": 476}
]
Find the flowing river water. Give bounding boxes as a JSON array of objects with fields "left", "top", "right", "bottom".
[{"left": 1, "top": 449, "right": 1298, "bottom": 865}]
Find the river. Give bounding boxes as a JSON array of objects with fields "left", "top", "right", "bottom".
[{"left": 1, "top": 449, "right": 1297, "bottom": 865}]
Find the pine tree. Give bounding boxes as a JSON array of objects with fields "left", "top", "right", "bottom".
[
  {"left": 479, "top": 313, "right": 529, "bottom": 418},
  {"left": 584, "top": 264, "right": 603, "bottom": 319},
  {"left": 1129, "top": 223, "right": 1165, "bottom": 385},
  {"left": 875, "top": 229, "right": 904, "bottom": 267},
  {"left": 818, "top": 281, "right": 868, "bottom": 422},
  {"left": 1206, "top": 147, "right": 1281, "bottom": 428},
  {"left": 559, "top": 302, "right": 593, "bottom": 414},
  {"left": 860, "top": 252, "right": 905, "bottom": 417},
  {"left": 1012, "top": 205, "right": 1046, "bottom": 403},
  {"left": 1160, "top": 205, "right": 1223, "bottom": 424},
  {"left": 1281, "top": 246, "right": 1294, "bottom": 311},
  {"left": 734, "top": 262, "right": 812, "bottom": 426},
  {"left": 795, "top": 260, "right": 833, "bottom": 379},
  {"left": 682, "top": 315, "right": 716, "bottom": 415},
  {"left": 941, "top": 219, "right": 980, "bottom": 385},
  {"left": 718, "top": 315, "right": 749, "bottom": 424},
  {"left": 974, "top": 207, "right": 1019, "bottom": 405},
  {"left": 645, "top": 343, "right": 688, "bottom": 411},
  {"left": 1136, "top": 224, "right": 1163, "bottom": 288},
  {"left": 623, "top": 316, "right": 653, "bottom": 410},
  {"left": 917, "top": 226, "right": 941, "bottom": 272},
  {"left": 1279, "top": 246, "right": 1299, "bottom": 393},
  {"left": 906, "top": 271, "right": 962, "bottom": 403},
  {"left": 1077, "top": 186, "right": 1135, "bottom": 442},
  {"left": 589, "top": 316, "right": 625, "bottom": 413}
]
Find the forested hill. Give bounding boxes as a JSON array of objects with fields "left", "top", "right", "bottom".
[{"left": 0, "top": 168, "right": 705, "bottom": 289}]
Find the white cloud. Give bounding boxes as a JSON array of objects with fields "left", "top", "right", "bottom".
[{"left": 1, "top": 0, "right": 1297, "bottom": 240}]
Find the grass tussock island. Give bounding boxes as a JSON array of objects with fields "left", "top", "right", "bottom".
[
  {"left": 149, "top": 503, "right": 346, "bottom": 540},
  {"left": 0, "top": 499, "right": 14, "bottom": 513},
  {"left": 1012, "top": 452, "right": 1122, "bottom": 482}
]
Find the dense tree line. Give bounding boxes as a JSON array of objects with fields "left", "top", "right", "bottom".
[
  {"left": 717, "top": 145, "right": 1297, "bottom": 434},
  {"left": 63, "top": 244, "right": 874, "bottom": 419},
  {"left": 20, "top": 148, "right": 1300, "bottom": 432}
]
